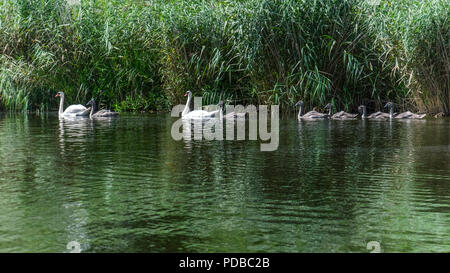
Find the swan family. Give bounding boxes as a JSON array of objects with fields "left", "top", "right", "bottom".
[
  {"left": 181, "top": 93, "right": 425, "bottom": 121},
  {"left": 295, "top": 100, "right": 426, "bottom": 120},
  {"left": 56, "top": 91, "right": 118, "bottom": 119},
  {"left": 56, "top": 90, "right": 427, "bottom": 121}
]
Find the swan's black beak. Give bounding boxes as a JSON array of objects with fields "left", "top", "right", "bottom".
[{"left": 384, "top": 103, "right": 389, "bottom": 108}]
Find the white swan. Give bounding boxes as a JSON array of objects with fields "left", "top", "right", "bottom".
[
  {"left": 182, "top": 91, "right": 219, "bottom": 119},
  {"left": 56, "top": 92, "right": 89, "bottom": 118}
]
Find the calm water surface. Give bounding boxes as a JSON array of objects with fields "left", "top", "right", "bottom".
[{"left": 0, "top": 113, "right": 449, "bottom": 252}]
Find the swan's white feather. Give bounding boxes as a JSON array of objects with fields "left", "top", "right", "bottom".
[
  {"left": 183, "top": 110, "right": 217, "bottom": 119},
  {"left": 64, "top": 104, "right": 88, "bottom": 114}
]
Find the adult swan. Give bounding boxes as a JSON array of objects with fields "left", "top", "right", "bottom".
[
  {"left": 56, "top": 92, "right": 89, "bottom": 118},
  {"left": 182, "top": 91, "right": 219, "bottom": 119}
]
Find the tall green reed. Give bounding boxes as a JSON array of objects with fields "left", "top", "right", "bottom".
[{"left": 0, "top": 0, "right": 447, "bottom": 114}]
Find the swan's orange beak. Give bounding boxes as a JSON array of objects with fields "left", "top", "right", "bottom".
[
  {"left": 184, "top": 93, "right": 188, "bottom": 96},
  {"left": 55, "top": 94, "right": 59, "bottom": 97}
]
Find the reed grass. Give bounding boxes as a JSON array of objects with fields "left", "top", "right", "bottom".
[
  {"left": 364, "top": 0, "right": 449, "bottom": 114},
  {"left": 0, "top": 0, "right": 448, "bottom": 114}
]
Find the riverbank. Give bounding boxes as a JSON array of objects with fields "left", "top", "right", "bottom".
[{"left": 0, "top": 0, "right": 448, "bottom": 114}]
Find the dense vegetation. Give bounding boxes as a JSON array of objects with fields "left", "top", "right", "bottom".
[{"left": 0, "top": 0, "right": 448, "bottom": 114}]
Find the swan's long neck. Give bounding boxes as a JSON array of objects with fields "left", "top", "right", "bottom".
[
  {"left": 89, "top": 104, "right": 94, "bottom": 119},
  {"left": 328, "top": 107, "right": 332, "bottom": 116},
  {"left": 58, "top": 94, "right": 64, "bottom": 116},
  {"left": 362, "top": 107, "right": 366, "bottom": 118},
  {"left": 89, "top": 101, "right": 97, "bottom": 119},
  {"left": 219, "top": 104, "right": 224, "bottom": 119},
  {"left": 298, "top": 105, "right": 303, "bottom": 119},
  {"left": 182, "top": 94, "right": 191, "bottom": 116},
  {"left": 389, "top": 105, "right": 394, "bottom": 118}
]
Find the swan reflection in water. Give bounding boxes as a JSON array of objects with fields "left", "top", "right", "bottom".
[
  {"left": 58, "top": 117, "right": 91, "bottom": 136},
  {"left": 57, "top": 116, "right": 92, "bottom": 157},
  {"left": 180, "top": 118, "right": 217, "bottom": 144},
  {"left": 58, "top": 115, "right": 119, "bottom": 148},
  {"left": 58, "top": 114, "right": 118, "bottom": 141},
  {"left": 177, "top": 116, "right": 233, "bottom": 149},
  {"left": 56, "top": 116, "right": 92, "bottom": 252}
]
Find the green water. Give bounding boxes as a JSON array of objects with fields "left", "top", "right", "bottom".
[{"left": 0, "top": 113, "right": 448, "bottom": 253}]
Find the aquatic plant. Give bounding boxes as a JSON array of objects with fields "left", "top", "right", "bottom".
[
  {"left": 0, "top": 0, "right": 448, "bottom": 114},
  {"left": 364, "top": 0, "right": 449, "bottom": 114}
]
